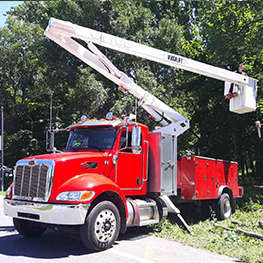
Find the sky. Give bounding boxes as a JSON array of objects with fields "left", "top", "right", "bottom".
[{"left": 0, "top": 1, "right": 23, "bottom": 26}]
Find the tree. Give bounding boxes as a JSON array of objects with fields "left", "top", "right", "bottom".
[
  {"left": 187, "top": 1, "right": 263, "bottom": 179},
  {"left": 1, "top": 1, "right": 262, "bottom": 183}
]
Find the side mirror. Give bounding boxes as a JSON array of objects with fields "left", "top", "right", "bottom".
[
  {"left": 132, "top": 126, "right": 141, "bottom": 154},
  {"left": 46, "top": 129, "right": 65, "bottom": 153},
  {"left": 46, "top": 130, "right": 55, "bottom": 153}
]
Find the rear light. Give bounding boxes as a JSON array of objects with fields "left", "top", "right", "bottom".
[{"left": 238, "top": 187, "right": 244, "bottom": 197}]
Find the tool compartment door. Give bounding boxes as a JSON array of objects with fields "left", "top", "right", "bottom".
[{"left": 148, "top": 132, "right": 177, "bottom": 195}]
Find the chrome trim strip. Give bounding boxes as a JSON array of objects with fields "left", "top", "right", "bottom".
[
  {"left": 143, "top": 140, "right": 149, "bottom": 183},
  {"left": 4, "top": 198, "right": 89, "bottom": 225}
]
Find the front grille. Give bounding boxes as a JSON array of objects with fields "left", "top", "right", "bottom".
[{"left": 13, "top": 160, "right": 54, "bottom": 202}]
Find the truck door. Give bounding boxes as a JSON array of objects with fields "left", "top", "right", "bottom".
[{"left": 116, "top": 129, "right": 144, "bottom": 192}]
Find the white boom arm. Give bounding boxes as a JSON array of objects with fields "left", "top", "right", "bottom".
[{"left": 44, "top": 17, "right": 257, "bottom": 135}]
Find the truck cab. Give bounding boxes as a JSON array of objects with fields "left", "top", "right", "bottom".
[
  {"left": 4, "top": 116, "right": 166, "bottom": 251},
  {"left": 64, "top": 117, "right": 149, "bottom": 196}
]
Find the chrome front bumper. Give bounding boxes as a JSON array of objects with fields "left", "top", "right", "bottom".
[{"left": 4, "top": 198, "right": 89, "bottom": 225}]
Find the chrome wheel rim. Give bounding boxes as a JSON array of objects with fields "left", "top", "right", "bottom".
[
  {"left": 94, "top": 209, "right": 116, "bottom": 243},
  {"left": 223, "top": 198, "right": 231, "bottom": 218}
]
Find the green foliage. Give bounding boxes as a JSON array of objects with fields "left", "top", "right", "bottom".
[
  {"left": 0, "top": 1, "right": 262, "bottom": 181},
  {"left": 5, "top": 130, "right": 41, "bottom": 167}
]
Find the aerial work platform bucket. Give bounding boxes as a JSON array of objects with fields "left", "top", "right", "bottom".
[{"left": 224, "top": 77, "right": 258, "bottom": 114}]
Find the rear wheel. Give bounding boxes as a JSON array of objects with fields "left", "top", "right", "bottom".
[
  {"left": 216, "top": 193, "right": 232, "bottom": 220},
  {"left": 13, "top": 218, "right": 47, "bottom": 237},
  {"left": 80, "top": 201, "right": 120, "bottom": 251}
]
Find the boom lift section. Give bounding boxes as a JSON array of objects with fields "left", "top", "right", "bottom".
[{"left": 44, "top": 18, "right": 257, "bottom": 135}]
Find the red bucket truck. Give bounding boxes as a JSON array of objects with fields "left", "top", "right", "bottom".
[{"left": 4, "top": 18, "right": 258, "bottom": 251}]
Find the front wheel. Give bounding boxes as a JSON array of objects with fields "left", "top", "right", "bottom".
[
  {"left": 216, "top": 193, "right": 232, "bottom": 220},
  {"left": 80, "top": 201, "right": 120, "bottom": 251},
  {"left": 13, "top": 218, "right": 47, "bottom": 237}
]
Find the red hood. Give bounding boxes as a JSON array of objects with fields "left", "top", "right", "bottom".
[{"left": 22, "top": 151, "right": 112, "bottom": 202}]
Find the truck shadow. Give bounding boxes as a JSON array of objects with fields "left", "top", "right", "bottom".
[
  {"left": 0, "top": 226, "right": 152, "bottom": 259},
  {"left": 173, "top": 203, "right": 214, "bottom": 226},
  {"left": 0, "top": 229, "right": 95, "bottom": 258},
  {"left": 118, "top": 226, "right": 152, "bottom": 241}
]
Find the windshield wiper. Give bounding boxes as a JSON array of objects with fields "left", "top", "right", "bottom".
[
  {"left": 88, "top": 145, "right": 104, "bottom": 152},
  {"left": 68, "top": 147, "right": 77, "bottom": 152}
]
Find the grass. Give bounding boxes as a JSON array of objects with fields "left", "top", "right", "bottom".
[
  {"left": 152, "top": 186, "right": 263, "bottom": 263},
  {"left": 0, "top": 191, "right": 5, "bottom": 195}
]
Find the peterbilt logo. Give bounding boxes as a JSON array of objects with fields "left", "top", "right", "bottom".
[
  {"left": 167, "top": 55, "right": 183, "bottom": 64},
  {"left": 28, "top": 160, "right": 36, "bottom": 166}
]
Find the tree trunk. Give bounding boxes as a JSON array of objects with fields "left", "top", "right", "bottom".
[
  {"left": 249, "top": 151, "right": 255, "bottom": 175},
  {"left": 240, "top": 154, "right": 245, "bottom": 184},
  {"left": 245, "top": 151, "right": 249, "bottom": 175}
]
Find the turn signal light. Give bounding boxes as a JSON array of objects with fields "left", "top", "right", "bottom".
[{"left": 80, "top": 191, "right": 94, "bottom": 201}]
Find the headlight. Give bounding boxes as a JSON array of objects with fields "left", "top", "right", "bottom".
[{"left": 56, "top": 191, "right": 95, "bottom": 201}]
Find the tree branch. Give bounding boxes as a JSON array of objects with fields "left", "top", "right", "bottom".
[{"left": 215, "top": 223, "right": 263, "bottom": 240}]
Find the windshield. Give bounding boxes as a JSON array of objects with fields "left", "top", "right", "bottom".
[{"left": 66, "top": 127, "right": 118, "bottom": 151}]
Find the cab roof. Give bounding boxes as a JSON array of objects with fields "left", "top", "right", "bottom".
[
  {"left": 67, "top": 119, "right": 149, "bottom": 133},
  {"left": 67, "top": 120, "right": 122, "bottom": 130}
]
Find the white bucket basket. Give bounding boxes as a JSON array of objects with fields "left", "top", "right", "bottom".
[{"left": 224, "top": 78, "right": 257, "bottom": 114}]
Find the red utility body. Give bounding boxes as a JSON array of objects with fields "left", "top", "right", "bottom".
[{"left": 177, "top": 156, "right": 243, "bottom": 200}]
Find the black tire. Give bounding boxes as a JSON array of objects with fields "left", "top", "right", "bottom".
[
  {"left": 216, "top": 193, "right": 232, "bottom": 220},
  {"left": 80, "top": 201, "right": 120, "bottom": 251},
  {"left": 13, "top": 218, "right": 47, "bottom": 237}
]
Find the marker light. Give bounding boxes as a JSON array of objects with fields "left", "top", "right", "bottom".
[
  {"left": 106, "top": 112, "right": 120, "bottom": 120},
  {"left": 106, "top": 112, "right": 113, "bottom": 120},
  {"left": 81, "top": 115, "right": 87, "bottom": 121}
]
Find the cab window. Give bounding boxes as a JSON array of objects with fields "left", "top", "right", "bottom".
[{"left": 66, "top": 127, "right": 117, "bottom": 150}]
